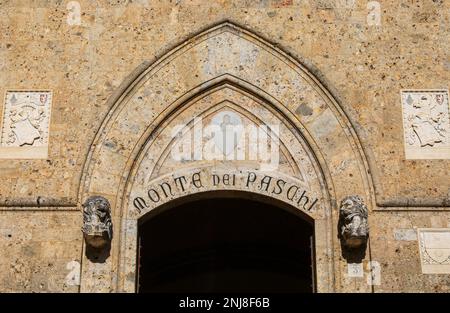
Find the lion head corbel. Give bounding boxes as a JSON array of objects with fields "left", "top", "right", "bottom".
[
  {"left": 339, "top": 195, "right": 369, "bottom": 249},
  {"left": 81, "top": 196, "right": 112, "bottom": 249}
]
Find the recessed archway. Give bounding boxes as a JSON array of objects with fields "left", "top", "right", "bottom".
[
  {"left": 78, "top": 21, "right": 375, "bottom": 293},
  {"left": 137, "top": 192, "right": 314, "bottom": 293}
]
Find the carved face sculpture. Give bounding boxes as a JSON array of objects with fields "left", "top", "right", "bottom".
[
  {"left": 82, "top": 196, "right": 112, "bottom": 248},
  {"left": 339, "top": 195, "right": 369, "bottom": 248},
  {"left": 89, "top": 197, "right": 109, "bottom": 220},
  {"left": 83, "top": 196, "right": 110, "bottom": 221},
  {"left": 341, "top": 196, "right": 357, "bottom": 213}
]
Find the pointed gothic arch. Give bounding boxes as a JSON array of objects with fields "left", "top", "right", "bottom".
[{"left": 78, "top": 22, "right": 374, "bottom": 293}]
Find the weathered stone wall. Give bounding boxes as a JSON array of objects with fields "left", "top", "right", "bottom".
[
  {"left": 0, "top": 0, "right": 449, "bottom": 292},
  {"left": 0, "top": 210, "right": 81, "bottom": 292},
  {"left": 371, "top": 211, "right": 450, "bottom": 292}
]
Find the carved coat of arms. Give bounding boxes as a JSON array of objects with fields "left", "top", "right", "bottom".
[
  {"left": 1, "top": 90, "right": 52, "bottom": 149},
  {"left": 401, "top": 90, "right": 450, "bottom": 159}
]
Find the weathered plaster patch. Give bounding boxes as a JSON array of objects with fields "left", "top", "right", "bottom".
[
  {"left": 394, "top": 228, "right": 417, "bottom": 241},
  {"left": 0, "top": 90, "right": 52, "bottom": 159}
]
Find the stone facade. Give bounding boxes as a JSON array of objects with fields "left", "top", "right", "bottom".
[{"left": 0, "top": 0, "right": 449, "bottom": 293}]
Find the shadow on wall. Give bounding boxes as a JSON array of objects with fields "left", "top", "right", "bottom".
[{"left": 86, "top": 243, "right": 111, "bottom": 263}]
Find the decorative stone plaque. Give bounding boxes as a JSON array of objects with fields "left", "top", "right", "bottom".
[
  {"left": 417, "top": 228, "right": 450, "bottom": 274},
  {"left": 401, "top": 90, "right": 450, "bottom": 159},
  {"left": 347, "top": 263, "right": 364, "bottom": 278},
  {"left": 0, "top": 90, "right": 52, "bottom": 159}
]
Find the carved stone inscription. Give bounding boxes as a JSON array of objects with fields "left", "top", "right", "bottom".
[
  {"left": 401, "top": 90, "right": 450, "bottom": 159},
  {"left": 132, "top": 170, "right": 319, "bottom": 215},
  {"left": 418, "top": 228, "right": 450, "bottom": 274},
  {"left": 0, "top": 90, "right": 52, "bottom": 159}
]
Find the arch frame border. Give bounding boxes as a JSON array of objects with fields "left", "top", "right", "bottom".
[{"left": 78, "top": 21, "right": 376, "bottom": 293}]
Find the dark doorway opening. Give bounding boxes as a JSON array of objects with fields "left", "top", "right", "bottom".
[{"left": 137, "top": 195, "right": 315, "bottom": 293}]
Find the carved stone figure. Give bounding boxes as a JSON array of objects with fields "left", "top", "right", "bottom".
[
  {"left": 339, "top": 195, "right": 369, "bottom": 248},
  {"left": 401, "top": 91, "right": 449, "bottom": 159},
  {"left": 81, "top": 196, "right": 112, "bottom": 249},
  {"left": 409, "top": 95, "right": 445, "bottom": 146}
]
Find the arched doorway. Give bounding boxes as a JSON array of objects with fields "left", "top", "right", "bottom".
[
  {"left": 79, "top": 22, "right": 375, "bottom": 293},
  {"left": 137, "top": 193, "right": 314, "bottom": 293}
]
